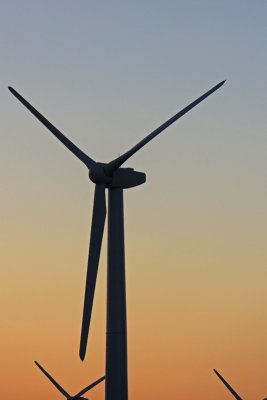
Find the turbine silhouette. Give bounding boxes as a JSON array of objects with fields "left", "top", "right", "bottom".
[
  {"left": 214, "top": 369, "right": 267, "bottom": 400},
  {"left": 9, "top": 81, "right": 225, "bottom": 400},
  {"left": 214, "top": 369, "right": 243, "bottom": 400},
  {"left": 35, "top": 361, "right": 105, "bottom": 400}
]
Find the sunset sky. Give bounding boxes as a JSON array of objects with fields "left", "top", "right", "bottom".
[{"left": 1, "top": 1, "right": 267, "bottom": 400}]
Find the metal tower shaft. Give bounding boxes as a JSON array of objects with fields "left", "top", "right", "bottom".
[{"left": 106, "top": 188, "right": 128, "bottom": 400}]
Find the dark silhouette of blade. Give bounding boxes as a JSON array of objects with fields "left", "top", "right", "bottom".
[
  {"left": 214, "top": 369, "right": 243, "bottom": 400},
  {"left": 73, "top": 376, "right": 105, "bottom": 398},
  {"left": 80, "top": 183, "right": 106, "bottom": 361},
  {"left": 34, "top": 361, "right": 70, "bottom": 398},
  {"left": 8, "top": 87, "right": 95, "bottom": 169},
  {"left": 104, "top": 80, "right": 226, "bottom": 175}
]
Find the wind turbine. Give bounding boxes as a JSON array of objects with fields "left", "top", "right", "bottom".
[
  {"left": 9, "top": 80, "right": 225, "bottom": 400},
  {"left": 214, "top": 369, "right": 267, "bottom": 400},
  {"left": 214, "top": 369, "right": 244, "bottom": 400},
  {"left": 35, "top": 361, "right": 105, "bottom": 400}
]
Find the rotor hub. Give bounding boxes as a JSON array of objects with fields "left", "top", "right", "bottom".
[
  {"left": 89, "top": 163, "right": 112, "bottom": 184},
  {"left": 89, "top": 163, "right": 146, "bottom": 189}
]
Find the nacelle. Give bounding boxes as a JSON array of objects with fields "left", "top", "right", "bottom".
[
  {"left": 108, "top": 167, "right": 146, "bottom": 189},
  {"left": 89, "top": 163, "right": 145, "bottom": 189}
]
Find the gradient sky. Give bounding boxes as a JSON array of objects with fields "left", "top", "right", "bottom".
[{"left": 1, "top": 1, "right": 267, "bottom": 399}]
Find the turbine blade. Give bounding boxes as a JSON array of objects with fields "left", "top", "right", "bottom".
[
  {"left": 80, "top": 183, "right": 106, "bottom": 360},
  {"left": 73, "top": 376, "right": 105, "bottom": 398},
  {"left": 8, "top": 87, "right": 95, "bottom": 169},
  {"left": 104, "top": 80, "right": 226, "bottom": 175},
  {"left": 34, "top": 361, "right": 70, "bottom": 398},
  {"left": 214, "top": 369, "right": 243, "bottom": 400}
]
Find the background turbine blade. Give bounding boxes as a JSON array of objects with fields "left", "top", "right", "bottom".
[
  {"left": 34, "top": 361, "right": 70, "bottom": 398},
  {"left": 80, "top": 183, "right": 106, "bottom": 360},
  {"left": 104, "top": 80, "right": 226, "bottom": 175},
  {"left": 73, "top": 376, "right": 105, "bottom": 398},
  {"left": 214, "top": 369, "right": 244, "bottom": 400},
  {"left": 8, "top": 87, "right": 95, "bottom": 169}
]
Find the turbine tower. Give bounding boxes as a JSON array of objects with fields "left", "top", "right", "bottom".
[
  {"left": 35, "top": 361, "right": 105, "bottom": 400},
  {"left": 9, "top": 80, "right": 225, "bottom": 400}
]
